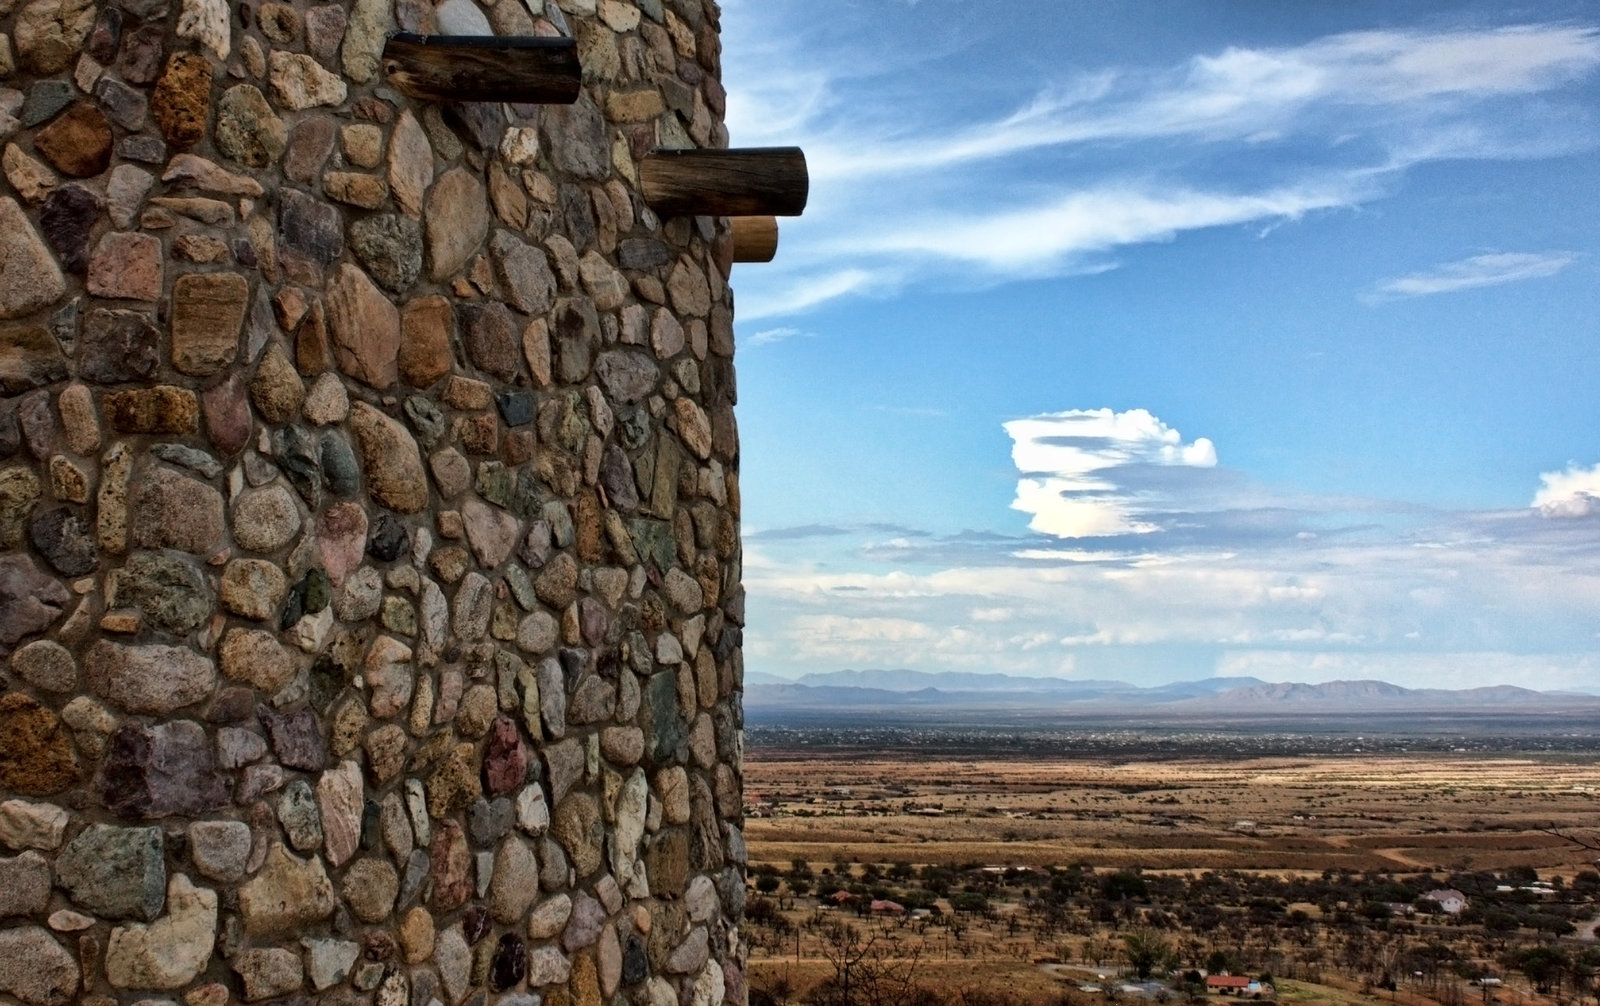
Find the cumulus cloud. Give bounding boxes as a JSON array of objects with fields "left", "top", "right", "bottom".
[
  {"left": 1534, "top": 462, "right": 1600, "bottom": 517},
  {"left": 1003, "top": 409, "right": 1218, "bottom": 538},
  {"left": 744, "top": 407, "right": 1600, "bottom": 689},
  {"left": 1372, "top": 251, "right": 1579, "bottom": 299}
]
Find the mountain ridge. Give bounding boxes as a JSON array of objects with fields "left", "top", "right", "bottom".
[{"left": 744, "top": 669, "right": 1600, "bottom": 713}]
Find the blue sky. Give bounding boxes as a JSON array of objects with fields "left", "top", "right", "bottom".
[{"left": 717, "top": 1, "right": 1600, "bottom": 690}]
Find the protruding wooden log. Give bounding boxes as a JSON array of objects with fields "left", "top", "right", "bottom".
[
  {"left": 381, "top": 32, "right": 580, "bottom": 104},
  {"left": 640, "top": 147, "right": 808, "bottom": 218},
  {"left": 731, "top": 216, "right": 779, "bottom": 263}
]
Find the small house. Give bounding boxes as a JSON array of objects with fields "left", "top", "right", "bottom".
[
  {"left": 1207, "top": 976, "right": 1253, "bottom": 995},
  {"left": 1422, "top": 889, "right": 1469, "bottom": 915}
]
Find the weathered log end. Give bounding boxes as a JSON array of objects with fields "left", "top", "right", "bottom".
[
  {"left": 640, "top": 147, "right": 809, "bottom": 218},
  {"left": 731, "top": 216, "right": 780, "bottom": 263}
]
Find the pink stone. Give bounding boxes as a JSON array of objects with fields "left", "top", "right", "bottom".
[
  {"left": 86, "top": 232, "right": 162, "bottom": 301},
  {"left": 201, "top": 374, "right": 252, "bottom": 456},
  {"left": 317, "top": 502, "right": 367, "bottom": 587},
  {"left": 315, "top": 759, "right": 363, "bottom": 868},
  {"left": 482, "top": 714, "right": 526, "bottom": 798},
  {"left": 428, "top": 820, "right": 472, "bottom": 911}
]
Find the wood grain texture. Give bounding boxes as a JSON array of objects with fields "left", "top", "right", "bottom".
[
  {"left": 731, "top": 216, "right": 779, "bottom": 262},
  {"left": 381, "top": 33, "right": 581, "bottom": 104},
  {"left": 640, "top": 147, "right": 809, "bottom": 218}
]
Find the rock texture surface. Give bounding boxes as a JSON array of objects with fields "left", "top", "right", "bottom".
[{"left": 0, "top": 0, "right": 746, "bottom": 1003}]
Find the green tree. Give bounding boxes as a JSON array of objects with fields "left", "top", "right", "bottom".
[
  {"left": 1509, "top": 945, "right": 1570, "bottom": 995},
  {"left": 1124, "top": 927, "right": 1178, "bottom": 980}
]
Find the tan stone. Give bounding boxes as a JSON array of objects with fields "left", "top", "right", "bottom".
[
  {"left": 105, "top": 386, "right": 199, "bottom": 434},
  {"left": 399, "top": 296, "right": 453, "bottom": 388},
  {"left": 387, "top": 110, "right": 432, "bottom": 218},
  {"left": 424, "top": 167, "right": 488, "bottom": 281},
  {"left": 13, "top": 0, "right": 94, "bottom": 74},
  {"left": 326, "top": 264, "right": 400, "bottom": 389},
  {"left": 2, "top": 143, "right": 57, "bottom": 202},
  {"left": 239, "top": 844, "right": 336, "bottom": 936},
  {"left": 398, "top": 907, "right": 435, "bottom": 964},
  {"left": 0, "top": 198, "right": 65, "bottom": 319},
  {"left": 249, "top": 344, "right": 305, "bottom": 423},
  {"left": 220, "top": 629, "right": 297, "bottom": 692},
  {"left": 322, "top": 171, "right": 387, "bottom": 209},
  {"left": 56, "top": 383, "right": 99, "bottom": 455},
  {"left": 348, "top": 402, "right": 428, "bottom": 513},
  {"left": 605, "top": 89, "right": 664, "bottom": 124},
  {"left": 171, "top": 273, "right": 248, "bottom": 376}
]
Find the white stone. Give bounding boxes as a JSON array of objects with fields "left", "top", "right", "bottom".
[
  {"left": 435, "top": 926, "right": 470, "bottom": 1003},
  {"left": 609, "top": 769, "right": 646, "bottom": 880},
  {"left": 434, "top": 0, "right": 490, "bottom": 34},
  {"left": 268, "top": 52, "right": 348, "bottom": 110},
  {"left": 515, "top": 785, "right": 549, "bottom": 835},
  {"left": 524, "top": 944, "right": 571, "bottom": 986},
  {"left": 655, "top": 632, "right": 682, "bottom": 666},
  {"left": 302, "top": 937, "right": 360, "bottom": 991},
  {"left": 691, "top": 958, "right": 725, "bottom": 1006},
  {"left": 175, "top": 0, "right": 229, "bottom": 58},
  {"left": 105, "top": 874, "right": 218, "bottom": 989},
  {"left": 48, "top": 909, "right": 94, "bottom": 931},
  {"left": 686, "top": 874, "right": 718, "bottom": 923},
  {"left": 500, "top": 127, "right": 539, "bottom": 166},
  {"left": 0, "top": 799, "right": 69, "bottom": 850},
  {"left": 405, "top": 778, "right": 431, "bottom": 846}
]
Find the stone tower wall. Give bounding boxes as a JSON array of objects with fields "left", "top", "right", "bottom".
[{"left": 0, "top": 0, "right": 747, "bottom": 1001}]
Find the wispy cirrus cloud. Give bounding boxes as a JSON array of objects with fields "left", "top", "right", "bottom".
[
  {"left": 746, "top": 326, "right": 812, "bottom": 347},
  {"left": 1369, "top": 251, "right": 1581, "bottom": 299},
  {"left": 721, "top": 11, "right": 1600, "bottom": 324},
  {"left": 788, "top": 26, "right": 1600, "bottom": 181}
]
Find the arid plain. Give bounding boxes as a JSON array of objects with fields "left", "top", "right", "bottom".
[{"left": 740, "top": 734, "right": 1600, "bottom": 1006}]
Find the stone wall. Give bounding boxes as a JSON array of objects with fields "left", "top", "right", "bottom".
[{"left": 0, "top": 0, "right": 747, "bottom": 1001}]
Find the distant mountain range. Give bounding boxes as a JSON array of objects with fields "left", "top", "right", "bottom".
[{"left": 743, "top": 669, "right": 1600, "bottom": 716}]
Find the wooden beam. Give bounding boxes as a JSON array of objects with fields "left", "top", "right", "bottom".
[
  {"left": 731, "top": 216, "right": 779, "bottom": 263},
  {"left": 640, "top": 147, "right": 808, "bottom": 218},
  {"left": 381, "top": 32, "right": 580, "bottom": 104}
]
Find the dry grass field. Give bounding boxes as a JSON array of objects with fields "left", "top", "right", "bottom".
[
  {"left": 745, "top": 751, "right": 1600, "bottom": 876},
  {"left": 742, "top": 744, "right": 1600, "bottom": 1006}
]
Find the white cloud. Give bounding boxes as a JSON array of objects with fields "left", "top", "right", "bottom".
[
  {"left": 721, "top": 14, "right": 1600, "bottom": 321},
  {"left": 746, "top": 514, "right": 1600, "bottom": 686},
  {"left": 1003, "top": 409, "right": 1217, "bottom": 538},
  {"left": 771, "top": 27, "right": 1600, "bottom": 182},
  {"left": 746, "top": 326, "right": 810, "bottom": 347},
  {"left": 1372, "top": 251, "right": 1579, "bottom": 299},
  {"left": 736, "top": 268, "right": 880, "bottom": 322},
  {"left": 1534, "top": 462, "right": 1600, "bottom": 517},
  {"left": 853, "top": 182, "right": 1362, "bottom": 275}
]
